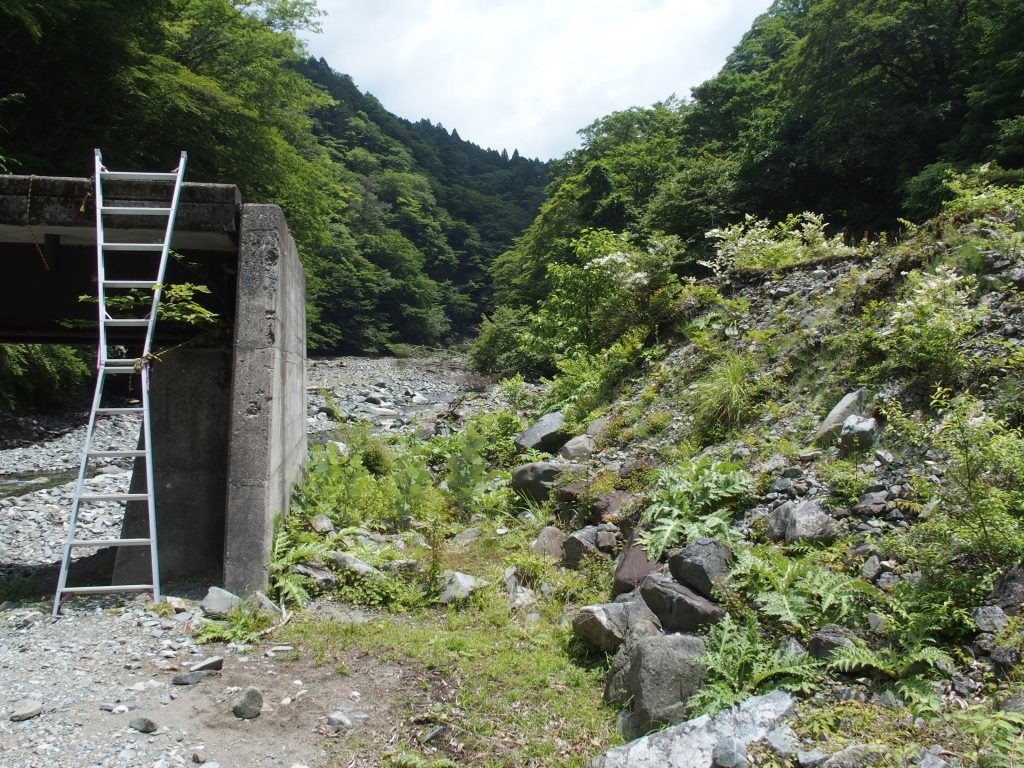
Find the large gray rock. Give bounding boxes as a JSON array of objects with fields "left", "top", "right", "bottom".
[
  {"left": 839, "top": 415, "right": 880, "bottom": 455},
  {"left": 989, "top": 561, "right": 1024, "bottom": 615},
  {"left": 613, "top": 538, "right": 658, "bottom": 597},
  {"left": 766, "top": 500, "right": 840, "bottom": 544},
  {"left": 330, "top": 551, "right": 386, "bottom": 582},
  {"left": 438, "top": 570, "right": 490, "bottom": 604},
  {"left": 515, "top": 411, "right": 571, "bottom": 453},
  {"left": 511, "top": 461, "right": 563, "bottom": 503},
  {"left": 200, "top": 586, "right": 241, "bottom": 617},
  {"left": 593, "top": 690, "right": 795, "bottom": 767},
  {"left": 821, "top": 744, "right": 875, "bottom": 768},
  {"left": 531, "top": 525, "right": 566, "bottom": 559},
  {"left": 605, "top": 633, "right": 707, "bottom": 731},
  {"left": 563, "top": 526, "right": 610, "bottom": 569},
  {"left": 559, "top": 434, "right": 598, "bottom": 460},
  {"left": 640, "top": 573, "right": 725, "bottom": 631},
  {"left": 573, "top": 601, "right": 661, "bottom": 652},
  {"left": 668, "top": 538, "right": 733, "bottom": 599},
  {"left": 813, "top": 389, "right": 869, "bottom": 446},
  {"left": 971, "top": 605, "right": 1008, "bottom": 633}
]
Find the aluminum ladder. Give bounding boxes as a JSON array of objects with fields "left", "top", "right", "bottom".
[{"left": 52, "top": 149, "right": 187, "bottom": 616}]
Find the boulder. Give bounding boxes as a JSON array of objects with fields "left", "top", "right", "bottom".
[
  {"left": 563, "top": 526, "right": 610, "bottom": 569},
  {"left": 813, "top": 389, "right": 869, "bottom": 446},
  {"left": 199, "top": 586, "right": 241, "bottom": 617},
  {"left": 713, "top": 737, "right": 748, "bottom": 768},
  {"left": 839, "top": 415, "right": 880, "bottom": 455},
  {"left": 587, "top": 416, "right": 611, "bottom": 437},
  {"left": 572, "top": 601, "right": 661, "bottom": 652},
  {"left": 514, "top": 411, "right": 571, "bottom": 453},
  {"left": 330, "top": 551, "right": 386, "bottom": 582},
  {"left": 808, "top": 625, "right": 857, "bottom": 660},
  {"left": 767, "top": 500, "right": 840, "bottom": 544},
  {"left": 559, "top": 434, "right": 598, "bottom": 460},
  {"left": 310, "top": 513, "right": 335, "bottom": 533},
  {"left": 531, "top": 525, "right": 566, "bottom": 559},
  {"left": 640, "top": 573, "right": 725, "bottom": 632},
  {"left": 245, "top": 591, "right": 283, "bottom": 621},
  {"left": 970, "top": 605, "right": 1008, "bottom": 633},
  {"left": 511, "top": 461, "right": 563, "bottom": 503},
  {"left": 592, "top": 690, "right": 795, "bottom": 768},
  {"left": 989, "top": 561, "right": 1024, "bottom": 615},
  {"left": 668, "top": 538, "right": 733, "bottom": 599},
  {"left": 605, "top": 633, "right": 707, "bottom": 731},
  {"left": 438, "top": 570, "right": 489, "bottom": 604},
  {"left": 290, "top": 562, "right": 337, "bottom": 590},
  {"left": 612, "top": 536, "right": 658, "bottom": 597}
]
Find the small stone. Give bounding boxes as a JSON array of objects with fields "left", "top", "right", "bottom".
[
  {"left": 191, "top": 656, "right": 224, "bottom": 672},
  {"left": 821, "top": 745, "right": 872, "bottom": 768},
  {"left": 438, "top": 571, "right": 489, "bottom": 604},
  {"left": 9, "top": 699, "right": 43, "bottom": 721},
  {"left": 798, "top": 749, "right": 830, "bottom": 768},
  {"left": 192, "top": 751, "right": 207, "bottom": 764},
  {"left": 129, "top": 716, "right": 157, "bottom": 733},
  {"left": 172, "top": 671, "right": 204, "bottom": 686},
  {"left": 232, "top": 687, "right": 263, "bottom": 719},
  {"left": 327, "top": 711, "right": 352, "bottom": 728},
  {"left": 917, "top": 752, "right": 948, "bottom": 768}
]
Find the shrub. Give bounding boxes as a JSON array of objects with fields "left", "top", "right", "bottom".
[
  {"left": 703, "top": 212, "right": 855, "bottom": 275},
  {"left": 876, "top": 265, "right": 985, "bottom": 383},
  {"left": 468, "top": 305, "right": 545, "bottom": 375},
  {"left": 0, "top": 343, "right": 90, "bottom": 410}
]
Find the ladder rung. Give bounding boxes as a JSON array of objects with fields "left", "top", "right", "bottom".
[
  {"left": 69, "top": 538, "right": 151, "bottom": 548},
  {"left": 100, "top": 171, "right": 177, "bottom": 181},
  {"left": 60, "top": 585, "right": 153, "bottom": 595},
  {"left": 79, "top": 493, "right": 149, "bottom": 502},
  {"left": 96, "top": 407, "right": 144, "bottom": 414},
  {"left": 103, "top": 318, "right": 149, "bottom": 327},
  {"left": 101, "top": 242, "right": 165, "bottom": 252},
  {"left": 103, "top": 280, "right": 156, "bottom": 289},
  {"left": 103, "top": 367, "right": 138, "bottom": 375},
  {"left": 88, "top": 449, "right": 147, "bottom": 458},
  {"left": 101, "top": 206, "right": 172, "bottom": 216}
]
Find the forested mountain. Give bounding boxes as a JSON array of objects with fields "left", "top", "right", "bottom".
[
  {"left": 489, "top": 0, "right": 1024, "bottom": 312},
  {"left": 0, "top": 0, "right": 548, "bottom": 355}
]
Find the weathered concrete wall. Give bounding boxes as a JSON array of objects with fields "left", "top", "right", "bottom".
[
  {"left": 223, "top": 204, "right": 307, "bottom": 595},
  {"left": 113, "top": 348, "right": 232, "bottom": 584}
]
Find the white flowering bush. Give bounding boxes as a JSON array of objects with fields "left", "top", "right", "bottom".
[
  {"left": 703, "top": 212, "right": 855, "bottom": 276},
  {"left": 518, "top": 228, "right": 680, "bottom": 362},
  {"left": 877, "top": 265, "right": 986, "bottom": 382}
]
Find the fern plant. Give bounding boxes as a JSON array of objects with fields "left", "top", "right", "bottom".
[
  {"left": 638, "top": 458, "right": 753, "bottom": 560},
  {"left": 732, "top": 548, "right": 876, "bottom": 633},
  {"left": 268, "top": 515, "right": 331, "bottom": 607},
  {"left": 828, "top": 643, "right": 952, "bottom": 714},
  {"left": 689, "top": 613, "right": 822, "bottom": 716}
]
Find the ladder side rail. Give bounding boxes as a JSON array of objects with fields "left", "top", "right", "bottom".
[
  {"left": 94, "top": 149, "right": 109, "bottom": 363},
  {"left": 143, "top": 151, "right": 187, "bottom": 359},
  {"left": 52, "top": 371, "right": 109, "bottom": 616},
  {"left": 141, "top": 365, "right": 161, "bottom": 603}
]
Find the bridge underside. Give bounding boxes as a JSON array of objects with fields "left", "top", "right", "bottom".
[{"left": 0, "top": 175, "right": 307, "bottom": 595}]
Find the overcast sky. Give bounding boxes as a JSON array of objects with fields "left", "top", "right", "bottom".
[{"left": 304, "top": 1, "right": 773, "bottom": 160}]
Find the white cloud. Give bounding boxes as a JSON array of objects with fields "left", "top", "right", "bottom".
[{"left": 304, "top": 0, "right": 772, "bottom": 159}]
